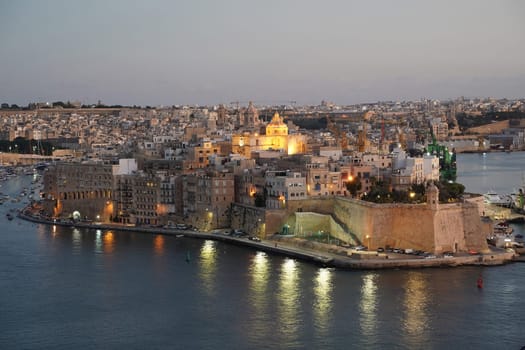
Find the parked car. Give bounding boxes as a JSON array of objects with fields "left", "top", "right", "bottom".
[
  {"left": 468, "top": 249, "right": 479, "bottom": 255},
  {"left": 232, "top": 229, "right": 247, "bottom": 237},
  {"left": 248, "top": 236, "right": 261, "bottom": 242},
  {"left": 443, "top": 251, "right": 454, "bottom": 258},
  {"left": 377, "top": 247, "right": 385, "bottom": 253},
  {"left": 354, "top": 245, "right": 367, "bottom": 251}
]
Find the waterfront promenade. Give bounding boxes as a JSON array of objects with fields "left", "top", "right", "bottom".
[{"left": 17, "top": 208, "right": 516, "bottom": 270}]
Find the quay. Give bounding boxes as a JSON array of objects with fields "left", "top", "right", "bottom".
[{"left": 17, "top": 208, "right": 516, "bottom": 270}]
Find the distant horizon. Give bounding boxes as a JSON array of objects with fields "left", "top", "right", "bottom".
[
  {"left": 1, "top": 1, "right": 524, "bottom": 106},
  {"left": 1, "top": 94, "right": 525, "bottom": 109}
]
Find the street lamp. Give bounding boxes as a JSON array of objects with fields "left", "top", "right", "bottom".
[{"left": 366, "top": 234, "right": 371, "bottom": 249}]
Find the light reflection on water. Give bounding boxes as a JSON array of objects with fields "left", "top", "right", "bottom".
[
  {"left": 4, "top": 157, "right": 525, "bottom": 350},
  {"left": 103, "top": 231, "right": 115, "bottom": 254},
  {"left": 359, "top": 273, "right": 378, "bottom": 337},
  {"left": 313, "top": 268, "right": 333, "bottom": 337},
  {"left": 72, "top": 228, "right": 81, "bottom": 255},
  {"left": 153, "top": 235, "right": 165, "bottom": 256},
  {"left": 95, "top": 229, "right": 102, "bottom": 254},
  {"left": 248, "top": 251, "right": 270, "bottom": 340},
  {"left": 199, "top": 240, "right": 217, "bottom": 296},
  {"left": 277, "top": 258, "right": 300, "bottom": 343},
  {"left": 403, "top": 271, "right": 430, "bottom": 345},
  {"left": 250, "top": 251, "right": 270, "bottom": 306}
]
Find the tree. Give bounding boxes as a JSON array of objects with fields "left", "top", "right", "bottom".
[
  {"left": 52, "top": 101, "right": 66, "bottom": 108},
  {"left": 436, "top": 181, "right": 465, "bottom": 203},
  {"left": 254, "top": 192, "right": 266, "bottom": 207},
  {"left": 346, "top": 176, "right": 362, "bottom": 197}
]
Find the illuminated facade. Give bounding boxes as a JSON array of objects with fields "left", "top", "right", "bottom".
[
  {"left": 305, "top": 162, "right": 345, "bottom": 196},
  {"left": 184, "top": 141, "right": 222, "bottom": 169},
  {"left": 232, "top": 112, "right": 307, "bottom": 158},
  {"left": 42, "top": 162, "right": 113, "bottom": 221}
]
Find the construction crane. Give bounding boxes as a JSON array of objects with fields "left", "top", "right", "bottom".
[{"left": 326, "top": 115, "right": 348, "bottom": 150}]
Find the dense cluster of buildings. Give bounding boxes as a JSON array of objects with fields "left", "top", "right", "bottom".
[{"left": 2, "top": 97, "right": 524, "bottom": 253}]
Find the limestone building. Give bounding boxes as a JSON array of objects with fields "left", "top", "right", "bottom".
[
  {"left": 42, "top": 161, "right": 113, "bottom": 221},
  {"left": 305, "top": 161, "right": 345, "bottom": 197},
  {"left": 182, "top": 170, "right": 235, "bottom": 230},
  {"left": 231, "top": 112, "right": 307, "bottom": 158},
  {"left": 131, "top": 171, "right": 160, "bottom": 226},
  {"left": 265, "top": 170, "right": 307, "bottom": 209}
]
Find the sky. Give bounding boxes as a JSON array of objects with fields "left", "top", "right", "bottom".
[{"left": 1, "top": 0, "right": 524, "bottom": 106}]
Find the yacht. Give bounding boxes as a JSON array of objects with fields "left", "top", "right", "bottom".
[{"left": 483, "top": 191, "right": 512, "bottom": 206}]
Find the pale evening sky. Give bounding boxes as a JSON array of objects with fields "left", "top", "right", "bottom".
[{"left": 0, "top": 0, "right": 524, "bottom": 106}]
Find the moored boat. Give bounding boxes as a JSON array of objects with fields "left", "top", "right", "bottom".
[{"left": 483, "top": 191, "right": 512, "bottom": 206}]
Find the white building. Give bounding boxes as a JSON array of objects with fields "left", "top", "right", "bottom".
[
  {"left": 265, "top": 170, "right": 307, "bottom": 209},
  {"left": 391, "top": 148, "right": 439, "bottom": 190}
]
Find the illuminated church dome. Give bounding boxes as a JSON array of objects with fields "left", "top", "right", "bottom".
[{"left": 266, "top": 112, "right": 288, "bottom": 136}]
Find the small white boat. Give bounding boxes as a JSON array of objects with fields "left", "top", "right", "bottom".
[{"left": 483, "top": 191, "right": 512, "bottom": 206}]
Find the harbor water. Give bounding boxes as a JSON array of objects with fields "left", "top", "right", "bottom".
[{"left": 1, "top": 154, "right": 525, "bottom": 349}]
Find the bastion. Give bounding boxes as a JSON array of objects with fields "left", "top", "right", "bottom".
[{"left": 234, "top": 184, "right": 490, "bottom": 255}]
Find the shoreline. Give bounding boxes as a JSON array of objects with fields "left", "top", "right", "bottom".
[{"left": 17, "top": 208, "right": 517, "bottom": 270}]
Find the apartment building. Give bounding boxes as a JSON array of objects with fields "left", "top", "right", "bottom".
[
  {"left": 265, "top": 170, "right": 307, "bottom": 209},
  {"left": 183, "top": 170, "right": 235, "bottom": 230}
]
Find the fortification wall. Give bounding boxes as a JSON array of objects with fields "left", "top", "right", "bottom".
[
  {"left": 385, "top": 206, "right": 435, "bottom": 251},
  {"left": 285, "top": 197, "right": 335, "bottom": 215},
  {"left": 334, "top": 198, "right": 436, "bottom": 250},
  {"left": 218, "top": 196, "right": 489, "bottom": 254},
  {"left": 230, "top": 204, "right": 266, "bottom": 236},
  {"left": 333, "top": 197, "right": 488, "bottom": 253}
]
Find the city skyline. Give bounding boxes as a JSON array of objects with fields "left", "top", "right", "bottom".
[{"left": 1, "top": 0, "right": 524, "bottom": 106}]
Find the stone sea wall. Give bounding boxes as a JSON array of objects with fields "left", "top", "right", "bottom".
[{"left": 233, "top": 196, "right": 490, "bottom": 254}]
